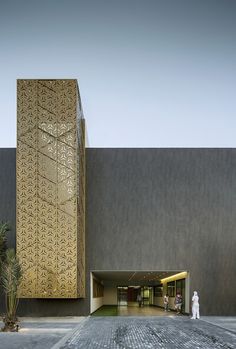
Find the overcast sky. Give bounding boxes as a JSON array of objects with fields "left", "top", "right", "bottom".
[{"left": 0, "top": 0, "right": 235, "bottom": 147}]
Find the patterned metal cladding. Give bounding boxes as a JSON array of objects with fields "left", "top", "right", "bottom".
[{"left": 16, "top": 79, "right": 85, "bottom": 298}]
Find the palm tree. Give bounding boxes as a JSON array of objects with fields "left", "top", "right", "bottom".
[
  {"left": 0, "top": 222, "right": 9, "bottom": 266},
  {"left": 1, "top": 248, "right": 22, "bottom": 331},
  {"left": 0, "top": 222, "right": 22, "bottom": 331}
]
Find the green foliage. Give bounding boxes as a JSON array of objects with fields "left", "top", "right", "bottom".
[
  {"left": 1, "top": 248, "right": 22, "bottom": 331},
  {"left": 1, "top": 249, "right": 22, "bottom": 294},
  {"left": 0, "top": 222, "right": 9, "bottom": 263},
  {"left": 0, "top": 222, "right": 22, "bottom": 332}
]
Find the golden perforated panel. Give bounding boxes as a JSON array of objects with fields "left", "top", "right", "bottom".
[{"left": 16, "top": 79, "right": 85, "bottom": 298}]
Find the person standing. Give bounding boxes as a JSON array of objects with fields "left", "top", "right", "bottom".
[
  {"left": 164, "top": 294, "right": 169, "bottom": 312},
  {"left": 191, "top": 291, "right": 200, "bottom": 319},
  {"left": 175, "top": 292, "right": 183, "bottom": 314},
  {"left": 137, "top": 293, "right": 142, "bottom": 308}
]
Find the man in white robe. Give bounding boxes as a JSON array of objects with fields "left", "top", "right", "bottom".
[{"left": 191, "top": 291, "right": 200, "bottom": 319}]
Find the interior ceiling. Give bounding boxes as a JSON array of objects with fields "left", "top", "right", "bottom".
[{"left": 92, "top": 271, "right": 182, "bottom": 283}]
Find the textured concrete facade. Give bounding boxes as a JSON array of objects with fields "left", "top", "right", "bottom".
[
  {"left": 0, "top": 148, "right": 236, "bottom": 315},
  {"left": 86, "top": 148, "right": 236, "bottom": 316}
]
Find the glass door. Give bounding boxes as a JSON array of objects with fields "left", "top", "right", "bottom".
[
  {"left": 117, "top": 286, "right": 128, "bottom": 306},
  {"left": 141, "top": 286, "right": 152, "bottom": 306}
]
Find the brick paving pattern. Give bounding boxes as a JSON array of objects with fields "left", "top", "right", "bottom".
[{"left": 60, "top": 316, "right": 236, "bottom": 349}]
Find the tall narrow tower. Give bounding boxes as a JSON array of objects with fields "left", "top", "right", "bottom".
[{"left": 16, "top": 79, "right": 85, "bottom": 298}]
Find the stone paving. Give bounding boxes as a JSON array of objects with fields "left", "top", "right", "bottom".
[
  {"left": 0, "top": 317, "right": 83, "bottom": 349},
  {"left": 201, "top": 317, "right": 236, "bottom": 334},
  {"left": 58, "top": 316, "right": 236, "bottom": 349}
]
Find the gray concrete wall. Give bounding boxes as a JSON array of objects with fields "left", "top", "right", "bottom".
[
  {"left": 0, "top": 149, "right": 16, "bottom": 315},
  {"left": 0, "top": 148, "right": 236, "bottom": 315},
  {"left": 0, "top": 149, "right": 16, "bottom": 250},
  {"left": 86, "top": 148, "right": 236, "bottom": 315}
]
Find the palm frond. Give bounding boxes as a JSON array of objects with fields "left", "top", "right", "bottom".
[
  {"left": 0, "top": 222, "right": 10, "bottom": 261},
  {"left": 1, "top": 248, "right": 22, "bottom": 324}
]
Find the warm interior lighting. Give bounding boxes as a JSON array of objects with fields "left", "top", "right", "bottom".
[{"left": 160, "top": 271, "right": 187, "bottom": 283}]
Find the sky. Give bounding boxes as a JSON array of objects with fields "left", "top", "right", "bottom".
[{"left": 0, "top": 0, "right": 235, "bottom": 148}]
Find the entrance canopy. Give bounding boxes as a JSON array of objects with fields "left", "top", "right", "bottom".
[{"left": 92, "top": 270, "right": 184, "bottom": 285}]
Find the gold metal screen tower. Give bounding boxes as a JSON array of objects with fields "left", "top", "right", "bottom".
[{"left": 16, "top": 79, "right": 85, "bottom": 298}]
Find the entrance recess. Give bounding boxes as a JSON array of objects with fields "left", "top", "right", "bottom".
[
  {"left": 91, "top": 271, "right": 190, "bottom": 316},
  {"left": 117, "top": 286, "right": 153, "bottom": 306}
]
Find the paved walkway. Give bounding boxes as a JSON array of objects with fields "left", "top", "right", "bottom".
[
  {"left": 118, "top": 306, "right": 174, "bottom": 316},
  {"left": 0, "top": 317, "right": 84, "bottom": 349},
  {"left": 0, "top": 316, "right": 235, "bottom": 349},
  {"left": 201, "top": 316, "right": 236, "bottom": 334},
  {"left": 54, "top": 316, "right": 236, "bottom": 349},
  {"left": 92, "top": 305, "right": 175, "bottom": 316}
]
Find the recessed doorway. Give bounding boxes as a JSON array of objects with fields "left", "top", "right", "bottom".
[
  {"left": 90, "top": 270, "right": 190, "bottom": 316},
  {"left": 117, "top": 286, "right": 153, "bottom": 306}
]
